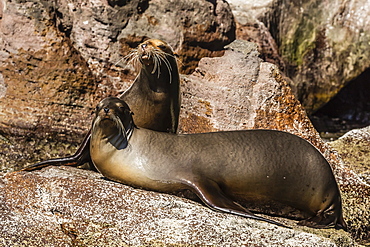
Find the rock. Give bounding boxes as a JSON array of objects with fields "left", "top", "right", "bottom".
[
  {"left": 266, "top": 0, "right": 370, "bottom": 113},
  {"left": 0, "top": 166, "right": 354, "bottom": 246},
  {"left": 328, "top": 126, "right": 370, "bottom": 243},
  {"left": 227, "top": 0, "right": 285, "bottom": 71},
  {"left": 178, "top": 39, "right": 369, "bottom": 243},
  {"left": 311, "top": 68, "right": 370, "bottom": 133},
  {"left": 46, "top": 0, "right": 235, "bottom": 75},
  {"left": 228, "top": 0, "right": 370, "bottom": 114},
  {"left": 0, "top": 0, "right": 98, "bottom": 172},
  {"left": 329, "top": 126, "right": 370, "bottom": 185},
  {"left": 0, "top": 39, "right": 366, "bottom": 245},
  {"left": 180, "top": 40, "right": 323, "bottom": 148},
  {"left": 0, "top": 0, "right": 235, "bottom": 171}
]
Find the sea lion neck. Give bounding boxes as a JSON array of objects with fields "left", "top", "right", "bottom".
[
  {"left": 95, "top": 118, "right": 120, "bottom": 139},
  {"left": 138, "top": 57, "right": 176, "bottom": 93}
]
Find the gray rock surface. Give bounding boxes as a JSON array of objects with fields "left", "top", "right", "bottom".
[
  {"left": 49, "top": 0, "right": 235, "bottom": 74},
  {"left": 270, "top": 0, "right": 370, "bottom": 112},
  {"left": 0, "top": 166, "right": 353, "bottom": 246},
  {"left": 228, "top": 0, "right": 370, "bottom": 113},
  {"left": 329, "top": 126, "right": 370, "bottom": 185}
]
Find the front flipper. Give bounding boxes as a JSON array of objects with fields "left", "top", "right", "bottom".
[
  {"left": 20, "top": 130, "right": 93, "bottom": 172},
  {"left": 183, "top": 179, "right": 289, "bottom": 228}
]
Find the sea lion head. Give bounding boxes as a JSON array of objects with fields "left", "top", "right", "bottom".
[
  {"left": 92, "top": 97, "right": 135, "bottom": 149},
  {"left": 125, "top": 39, "right": 178, "bottom": 84},
  {"left": 138, "top": 39, "right": 175, "bottom": 65}
]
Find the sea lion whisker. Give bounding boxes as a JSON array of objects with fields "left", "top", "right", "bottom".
[
  {"left": 152, "top": 53, "right": 159, "bottom": 75},
  {"left": 157, "top": 52, "right": 172, "bottom": 72},
  {"left": 156, "top": 52, "right": 172, "bottom": 83},
  {"left": 159, "top": 52, "right": 172, "bottom": 80},
  {"left": 123, "top": 50, "right": 138, "bottom": 63},
  {"left": 156, "top": 53, "right": 164, "bottom": 78},
  {"left": 130, "top": 54, "right": 143, "bottom": 71},
  {"left": 122, "top": 52, "right": 141, "bottom": 72},
  {"left": 113, "top": 57, "right": 125, "bottom": 67},
  {"left": 163, "top": 56, "right": 173, "bottom": 72},
  {"left": 163, "top": 52, "right": 182, "bottom": 69},
  {"left": 91, "top": 116, "right": 102, "bottom": 134},
  {"left": 161, "top": 54, "right": 173, "bottom": 75},
  {"left": 153, "top": 53, "right": 163, "bottom": 78},
  {"left": 111, "top": 115, "right": 130, "bottom": 149},
  {"left": 111, "top": 50, "right": 138, "bottom": 71},
  {"left": 157, "top": 51, "right": 174, "bottom": 74}
]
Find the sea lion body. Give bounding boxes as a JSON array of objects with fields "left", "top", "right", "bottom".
[
  {"left": 23, "top": 39, "right": 180, "bottom": 171},
  {"left": 90, "top": 97, "right": 347, "bottom": 229}
]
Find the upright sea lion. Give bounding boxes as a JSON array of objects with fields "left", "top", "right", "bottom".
[
  {"left": 90, "top": 97, "right": 347, "bottom": 229},
  {"left": 22, "top": 39, "right": 180, "bottom": 171}
]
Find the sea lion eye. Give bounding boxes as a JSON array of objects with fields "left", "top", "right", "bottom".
[{"left": 117, "top": 105, "right": 126, "bottom": 112}]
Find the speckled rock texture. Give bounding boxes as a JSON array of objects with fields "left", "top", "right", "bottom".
[
  {"left": 328, "top": 127, "right": 370, "bottom": 244},
  {"left": 48, "top": 0, "right": 235, "bottom": 75},
  {"left": 0, "top": 0, "right": 235, "bottom": 172},
  {"left": 227, "top": 0, "right": 285, "bottom": 71},
  {"left": 329, "top": 126, "right": 370, "bottom": 185},
  {"left": 0, "top": 166, "right": 355, "bottom": 246}
]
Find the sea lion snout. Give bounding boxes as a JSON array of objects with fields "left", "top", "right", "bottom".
[{"left": 103, "top": 108, "right": 109, "bottom": 113}]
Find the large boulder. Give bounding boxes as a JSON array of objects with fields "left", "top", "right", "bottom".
[
  {"left": 227, "top": 0, "right": 370, "bottom": 113},
  {"left": 1, "top": 166, "right": 354, "bottom": 246},
  {"left": 178, "top": 40, "right": 369, "bottom": 243},
  {"left": 0, "top": 0, "right": 235, "bottom": 172},
  {"left": 0, "top": 41, "right": 370, "bottom": 246},
  {"left": 227, "top": 0, "right": 285, "bottom": 70},
  {"left": 268, "top": 0, "right": 370, "bottom": 113},
  {"left": 329, "top": 126, "right": 370, "bottom": 185},
  {"left": 47, "top": 0, "right": 235, "bottom": 74}
]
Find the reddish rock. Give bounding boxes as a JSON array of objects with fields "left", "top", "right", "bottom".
[
  {"left": 179, "top": 39, "right": 370, "bottom": 243},
  {"left": 0, "top": 0, "right": 235, "bottom": 171}
]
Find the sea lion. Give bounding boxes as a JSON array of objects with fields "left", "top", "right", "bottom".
[
  {"left": 90, "top": 97, "right": 347, "bottom": 229},
  {"left": 22, "top": 39, "right": 180, "bottom": 171}
]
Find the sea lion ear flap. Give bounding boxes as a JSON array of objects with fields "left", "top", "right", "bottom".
[{"left": 128, "top": 110, "right": 138, "bottom": 129}]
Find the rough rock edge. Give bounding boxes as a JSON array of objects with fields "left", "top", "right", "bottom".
[{"left": 1, "top": 166, "right": 355, "bottom": 247}]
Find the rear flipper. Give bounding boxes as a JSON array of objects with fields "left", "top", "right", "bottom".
[
  {"left": 20, "top": 130, "right": 93, "bottom": 172},
  {"left": 298, "top": 205, "right": 347, "bottom": 231},
  {"left": 183, "top": 179, "right": 290, "bottom": 228}
]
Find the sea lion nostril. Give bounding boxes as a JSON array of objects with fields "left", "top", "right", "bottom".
[{"left": 104, "top": 108, "right": 109, "bottom": 113}]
